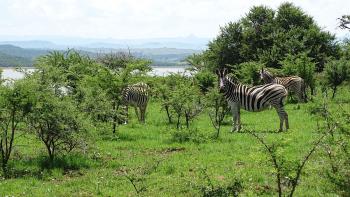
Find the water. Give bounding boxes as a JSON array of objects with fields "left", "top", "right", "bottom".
[{"left": 1, "top": 66, "right": 188, "bottom": 80}]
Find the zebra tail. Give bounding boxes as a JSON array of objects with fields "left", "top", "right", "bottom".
[{"left": 302, "top": 79, "right": 307, "bottom": 102}]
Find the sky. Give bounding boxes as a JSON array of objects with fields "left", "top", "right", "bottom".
[{"left": 0, "top": 0, "right": 349, "bottom": 40}]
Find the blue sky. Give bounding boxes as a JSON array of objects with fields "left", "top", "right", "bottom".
[{"left": 0, "top": 0, "right": 349, "bottom": 39}]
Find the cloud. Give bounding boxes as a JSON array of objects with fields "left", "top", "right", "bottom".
[{"left": 0, "top": 0, "right": 349, "bottom": 39}]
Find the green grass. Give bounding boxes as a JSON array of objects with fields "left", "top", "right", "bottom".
[{"left": 1, "top": 87, "right": 349, "bottom": 196}]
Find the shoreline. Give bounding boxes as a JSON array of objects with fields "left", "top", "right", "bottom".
[{"left": 0, "top": 66, "right": 34, "bottom": 69}]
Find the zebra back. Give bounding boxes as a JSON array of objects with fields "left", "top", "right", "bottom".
[
  {"left": 260, "top": 68, "right": 306, "bottom": 102},
  {"left": 223, "top": 76, "right": 287, "bottom": 112},
  {"left": 260, "top": 69, "right": 275, "bottom": 84},
  {"left": 122, "top": 82, "right": 150, "bottom": 107}
]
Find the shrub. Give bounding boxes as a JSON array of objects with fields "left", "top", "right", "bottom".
[
  {"left": 324, "top": 58, "right": 350, "bottom": 98},
  {"left": 281, "top": 53, "right": 316, "bottom": 95},
  {"left": 237, "top": 61, "right": 263, "bottom": 85}
]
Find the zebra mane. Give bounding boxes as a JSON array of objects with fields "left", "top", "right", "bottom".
[
  {"left": 225, "top": 75, "right": 254, "bottom": 87},
  {"left": 261, "top": 69, "right": 275, "bottom": 83}
]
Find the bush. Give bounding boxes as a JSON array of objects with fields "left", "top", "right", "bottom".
[
  {"left": 324, "top": 58, "right": 350, "bottom": 98},
  {"left": 237, "top": 61, "right": 263, "bottom": 85},
  {"left": 281, "top": 53, "right": 316, "bottom": 95},
  {"left": 194, "top": 70, "right": 216, "bottom": 93}
]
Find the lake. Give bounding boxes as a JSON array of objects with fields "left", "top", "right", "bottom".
[{"left": 1, "top": 66, "right": 189, "bottom": 80}]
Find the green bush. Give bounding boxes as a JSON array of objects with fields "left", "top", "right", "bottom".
[
  {"left": 237, "top": 61, "right": 263, "bottom": 85},
  {"left": 281, "top": 53, "right": 316, "bottom": 95},
  {"left": 324, "top": 58, "right": 350, "bottom": 98}
]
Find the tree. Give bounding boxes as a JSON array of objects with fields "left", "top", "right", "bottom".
[
  {"left": 202, "top": 2, "right": 338, "bottom": 73},
  {"left": 205, "top": 88, "right": 229, "bottom": 139},
  {"left": 324, "top": 59, "right": 350, "bottom": 98},
  {"left": 0, "top": 79, "right": 34, "bottom": 177},
  {"left": 338, "top": 15, "right": 350, "bottom": 30},
  {"left": 78, "top": 66, "right": 125, "bottom": 134},
  {"left": 93, "top": 52, "right": 151, "bottom": 132},
  {"left": 160, "top": 73, "right": 202, "bottom": 129},
  {"left": 27, "top": 84, "right": 87, "bottom": 162}
]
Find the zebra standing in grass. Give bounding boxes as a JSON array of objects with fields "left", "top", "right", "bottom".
[
  {"left": 122, "top": 82, "right": 150, "bottom": 123},
  {"left": 217, "top": 69, "right": 289, "bottom": 132},
  {"left": 260, "top": 68, "right": 307, "bottom": 102}
]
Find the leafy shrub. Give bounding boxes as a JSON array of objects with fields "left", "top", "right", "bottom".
[
  {"left": 237, "top": 61, "right": 263, "bottom": 85},
  {"left": 194, "top": 70, "right": 216, "bottom": 93},
  {"left": 324, "top": 58, "right": 350, "bottom": 98},
  {"left": 281, "top": 52, "right": 316, "bottom": 95}
]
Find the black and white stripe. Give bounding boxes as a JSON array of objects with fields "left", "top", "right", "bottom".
[
  {"left": 217, "top": 69, "right": 289, "bottom": 132},
  {"left": 260, "top": 68, "right": 307, "bottom": 102},
  {"left": 122, "top": 82, "right": 150, "bottom": 123}
]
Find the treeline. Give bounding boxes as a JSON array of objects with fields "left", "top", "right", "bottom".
[{"left": 187, "top": 2, "right": 350, "bottom": 98}]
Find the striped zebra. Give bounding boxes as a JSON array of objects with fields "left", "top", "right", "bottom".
[
  {"left": 122, "top": 82, "right": 150, "bottom": 123},
  {"left": 217, "top": 69, "right": 289, "bottom": 132},
  {"left": 260, "top": 68, "right": 307, "bottom": 102}
]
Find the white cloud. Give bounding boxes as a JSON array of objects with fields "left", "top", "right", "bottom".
[{"left": 0, "top": 0, "right": 349, "bottom": 39}]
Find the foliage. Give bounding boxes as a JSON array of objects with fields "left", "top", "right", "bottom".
[
  {"left": 309, "top": 98, "right": 350, "bottom": 196},
  {"left": 165, "top": 74, "right": 202, "bottom": 129},
  {"left": 202, "top": 2, "right": 338, "bottom": 73},
  {"left": 194, "top": 70, "right": 216, "bottom": 93},
  {"left": 197, "top": 167, "right": 243, "bottom": 197},
  {"left": 170, "top": 128, "right": 207, "bottom": 144},
  {"left": 205, "top": 87, "right": 229, "bottom": 139},
  {"left": 236, "top": 61, "right": 263, "bottom": 85},
  {"left": 154, "top": 73, "right": 202, "bottom": 128},
  {"left": 250, "top": 131, "right": 325, "bottom": 197},
  {"left": 34, "top": 50, "right": 100, "bottom": 100},
  {"left": 0, "top": 79, "right": 34, "bottom": 177},
  {"left": 338, "top": 15, "right": 350, "bottom": 30},
  {"left": 281, "top": 53, "right": 316, "bottom": 95},
  {"left": 26, "top": 79, "right": 87, "bottom": 162},
  {"left": 324, "top": 59, "right": 350, "bottom": 98}
]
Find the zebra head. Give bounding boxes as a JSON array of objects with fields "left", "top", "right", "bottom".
[
  {"left": 259, "top": 67, "right": 265, "bottom": 80},
  {"left": 216, "top": 68, "right": 229, "bottom": 92},
  {"left": 260, "top": 68, "right": 274, "bottom": 83}
]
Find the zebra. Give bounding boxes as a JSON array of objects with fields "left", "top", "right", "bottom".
[
  {"left": 122, "top": 82, "right": 150, "bottom": 123},
  {"left": 217, "top": 69, "right": 289, "bottom": 132},
  {"left": 260, "top": 68, "right": 307, "bottom": 102}
]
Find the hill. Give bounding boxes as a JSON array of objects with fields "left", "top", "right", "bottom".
[
  {"left": 0, "top": 51, "right": 32, "bottom": 67},
  {"left": 0, "top": 44, "right": 200, "bottom": 67}
]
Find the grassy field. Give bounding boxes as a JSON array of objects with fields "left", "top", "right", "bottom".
[{"left": 0, "top": 87, "right": 349, "bottom": 196}]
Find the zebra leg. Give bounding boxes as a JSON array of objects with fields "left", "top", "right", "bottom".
[
  {"left": 273, "top": 104, "right": 288, "bottom": 132},
  {"left": 140, "top": 106, "right": 146, "bottom": 124},
  {"left": 236, "top": 108, "right": 241, "bottom": 132},
  {"left": 142, "top": 104, "right": 148, "bottom": 123},
  {"left": 134, "top": 107, "right": 140, "bottom": 122},
  {"left": 124, "top": 105, "right": 129, "bottom": 124},
  {"left": 229, "top": 102, "right": 240, "bottom": 132}
]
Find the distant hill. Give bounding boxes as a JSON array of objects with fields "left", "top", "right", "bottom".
[
  {"left": 0, "top": 51, "right": 32, "bottom": 67},
  {"left": 0, "top": 35, "right": 209, "bottom": 50},
  {"left": 0, "top": 41, "right": 59, "bottom": 49},
  {"left": 0, "top": 44, "right": 200, "bottom": 67},
  {"left": 0, "top": 45, "right": 50, "bottom": 67}
]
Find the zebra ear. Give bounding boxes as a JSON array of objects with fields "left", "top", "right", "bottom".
[
  {"left": 222, "top": 68, "right": 228, "bottom": 76},
  {"left": 261, "top": 67, "right": 264, "bottom": 73},
  {"left": 215, "top": 69, "right": 220, "bottom": 76}
]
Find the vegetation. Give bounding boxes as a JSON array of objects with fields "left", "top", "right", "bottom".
[{"left": 0, "top": 2, "right": 350, "bottom": 196}]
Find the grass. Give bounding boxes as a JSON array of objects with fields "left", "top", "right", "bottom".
[{"left": 0, "top": 87, "right": 349, "bottom": 196}]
